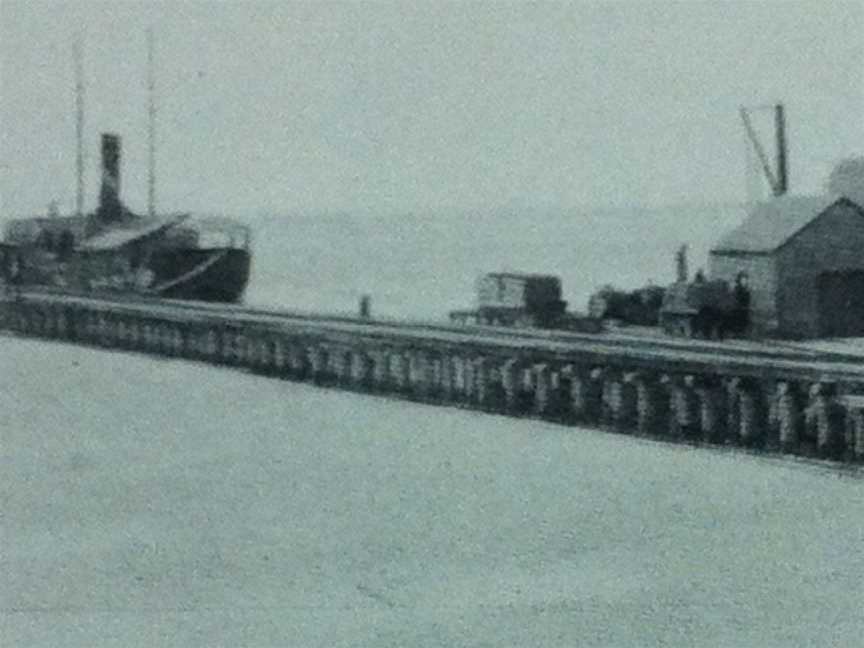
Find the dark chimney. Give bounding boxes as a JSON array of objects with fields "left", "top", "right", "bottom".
[
  {"left": 98, "top": 133, "right": 123, "bottom": 218},
  {"left": 775, "top": 104, "right": 788, "bottom": 196}
]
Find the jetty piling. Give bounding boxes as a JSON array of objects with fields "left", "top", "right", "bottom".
[{"left": 3, "top": 290, "right": 863, "bottom": 464}]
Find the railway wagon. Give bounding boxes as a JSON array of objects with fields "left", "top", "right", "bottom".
[{"left": 449, "top": 272, "right": 583, "bottom": 329}]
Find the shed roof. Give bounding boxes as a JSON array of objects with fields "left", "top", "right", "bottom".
[{"left": 710, "top": 195, "right": 859, "bottom": 254}]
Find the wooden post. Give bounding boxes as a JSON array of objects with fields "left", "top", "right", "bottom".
[
  {"left": 439, "top": 354, "right": 456, "bottom": 401},
  {"left": 776, "top": 381, "right": 804, "bottom": 454},
  {"left": 665, "top": 375, "right": 700, "bottom": 440},
  {"left": 808, "top": 382, "right": 844, "bottom": 459},
  {"left": 634, "top": 372, "right": 669, "bottom": 437},
  {"left": 307, "top": 345, "right": 328, "bottom": 384},
  {"left": 350, "top": 350, "right": 372, "bottom": 389},
  {"left": 370, "top": 349, "right": 389, "bottom": 390},
  {"left": 534, "top": 363, "right": 551, "bottom": 417},
  {"left": 844, "top": 396, "right": 864, "bottom": 462},
  {"left": 580, "top": 368, "right": 606, "bottom": 424},
  {"left": 500, "top": 359, "right": 521, "bottom": 413},
  {"left": 615, "top": 372, "right": 640, "bottom": 434},
  {"left": 693, "top": 376, "right": 727, "bottom": 444},
  {"left": 732, "top": 377, "right": 766, "bottom": 448}
]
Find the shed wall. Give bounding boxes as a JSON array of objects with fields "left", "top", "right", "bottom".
[{"left": 777, "top": 202, "right": 864, "bottom": 337}]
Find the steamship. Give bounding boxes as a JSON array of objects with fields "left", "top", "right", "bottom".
[
  {"left": 0, "top": 133, "right": 252, "bottom": 303},
  {"left": 0, "top": 34, "right": 251, "bottom": 303}
]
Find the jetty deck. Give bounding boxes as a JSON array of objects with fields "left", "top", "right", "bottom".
[{"left": 3, "top": 288, "right": 863, "bottom": 464}]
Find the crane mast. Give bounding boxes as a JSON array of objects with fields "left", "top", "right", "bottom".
[{"left": 740, "top": 103, "right": 789, "bottom": 197}]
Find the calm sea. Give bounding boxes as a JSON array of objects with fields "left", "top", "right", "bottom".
[{"left": 245, "top": 204, "right": 746, "bottom": 320}]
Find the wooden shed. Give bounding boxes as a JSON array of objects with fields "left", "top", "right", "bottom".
[{"left": 709, "top": 195, "right": 864, "bottom": 338}]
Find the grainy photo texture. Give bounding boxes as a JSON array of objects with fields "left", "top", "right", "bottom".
[{"left": 1, "top": 2, "right": 862, "bottom": 646}]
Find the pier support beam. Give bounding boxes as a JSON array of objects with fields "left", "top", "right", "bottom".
[
  {"left": 563, "top": 366, "right": 587, "bottom": 423},
  {"left": 218, "top": 329, "right": 236, "bottom": 365},
  {"left": 143, "top": 322, "right": 157, "bottom": 352},
  {"left": 728, "top": 377, "right": 767, "bottom": 448},
  {"left": 478, "top": 360, "right": 505, "bottom": 411},
  {"left": 350, "top": 350, "right": 374, "bottom": 390},
  {"left": 96, "top": 313, "right": 110, "bottom": 347},
  {"left": 234, "top": 332, "right": 250, "bottom": 365},
  {"left": 369, "top": 349, "right": 389, "bottom": 391},
  {"left": 844, "top": 397, "right": 864, "bottom": 462},
  {"left": 693, "top": 376, "right": 727, "bottom": 444},
  {"left": 390, "top": 351, "right": 411, "bottom": 394},
  {"left": 807, "top": 382, "right": 844, "bottom": 459},
  {"left": 307, "top": 345, "right": 329, "bottom": 384},
  {"left": 577, "top": 368, "right": 606, "bottom": 424},
  {"left": 286, "top": 343, "right": 307, "bottom": 379},
  {"left": 170, "top": 324, "right": 185, "bottom": 357},
  {"left": 55, "top": 308, "right": 69, "bottom": 339},
  {"left": 409, "top": 350, "right": 436, "bottom": 399},
  {"left": 460, "top": 356, "right": 476, "bottom": 403},
  {"left": 601, "top": 370, "right": 637, "bottom": 432},
  {"left": 437, "top": 354, "right": 456, "bottom": 402},
  {"left": 448, "top": 355, "right": 467, "bottom": 402},
  {"left": 666, "top": 375, "right": 700, "bottom": 440},
  {"left": 155, "top": 323, "right": 168, "bottom": 355},
  {"left": 38, "top": 308, "right": 54, "bottom": 338},
  {"left": 126, "top": 319, "right": 140, "bottom": 351},
  {"left": 203, "top": 329, "right": 219, "bottom": 362},
  {"left": 271, "top": 339, "right": 286, "bottom": 374},
  {"left": 556, "top": 365, "right": 577, "bottom": 422},
  {"left": 775, "top": 381, "right": 805, "bottom": 454},
  {"left": 533, "top": 363, "right": 552, "bottom": 417},
  {"left": 547, "top": 367, "right": 570, "bottom": 420},
  {"left": 632, "top": 372, "right": 669, "bottom": 437},
  {"left": 331, "top": 348, "right": 353, "bottom": 385},
  {"left": 471, "top": 357, "right": 491, "bottom": 408},
  {"left": 499, "top": 359, "right": 521, "bottom": 413},
  {"left": 246, "top": 336, "right": 265, "bottom": 371},
  {"left": 612, "top": 372, "right": 640, "bottom": 434}
]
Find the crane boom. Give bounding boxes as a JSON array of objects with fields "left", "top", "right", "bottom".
[
  {"left": 740, "top": 107, "right": 778, "bottom": 195},
  {"left": 740, "top": 104, "right": 788, "bottom": 197}
]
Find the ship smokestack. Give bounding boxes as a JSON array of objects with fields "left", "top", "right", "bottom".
[{"left": 98, "top": 133, "right": 123, "bottom": 219}]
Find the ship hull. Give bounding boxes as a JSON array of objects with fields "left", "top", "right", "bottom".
[
  {"left": 151, "top": 247, "right": 251, "bottom": 303},
  {"left": 0, "top": 243, "right": 252, "bottom": 304}
]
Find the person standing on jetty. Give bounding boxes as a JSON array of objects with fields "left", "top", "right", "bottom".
[
  {"left": 732, "top": 272, "right": 751, "bottom": 334},
  {"left": 5, "top": 252, "right": 24, "bottom": 300}
]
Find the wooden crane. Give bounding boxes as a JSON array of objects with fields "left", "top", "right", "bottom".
[{"left": 740, "top": 103, "right": 788, "bottom": 197}]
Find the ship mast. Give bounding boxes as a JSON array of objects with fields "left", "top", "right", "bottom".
[
  {"left": 147, "top": 28, "right": 157, "bottom": 219},
  {"left": 74, "top": 37, "right": 85, "bottom": 217}
]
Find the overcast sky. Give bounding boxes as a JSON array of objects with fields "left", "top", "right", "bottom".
[{"left": 1, "top": 1, "right": 862, "bottom": 217}]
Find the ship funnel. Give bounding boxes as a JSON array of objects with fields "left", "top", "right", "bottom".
[{"left": 98, "top": 133, "right": 123, "bottom": 219}]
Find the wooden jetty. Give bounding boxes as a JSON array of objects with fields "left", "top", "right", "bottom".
[{"left": 2, "top": 288, "right": 863, "bottom": 464}]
